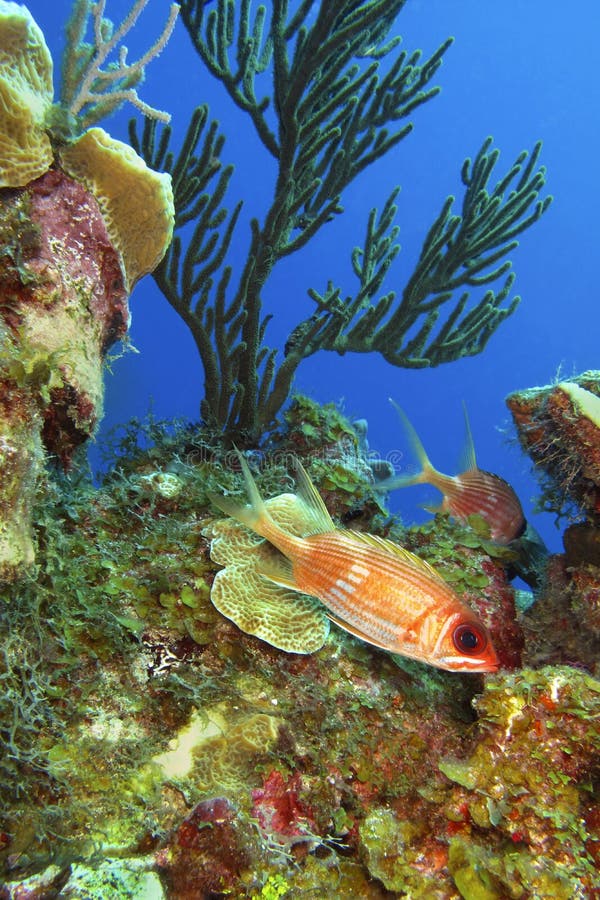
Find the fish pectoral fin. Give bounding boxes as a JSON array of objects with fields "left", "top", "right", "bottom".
[
  {"left": 257, "top": 552, "right": 300, "bottom": 592},
  {"left": 325, "top": 611, "right": 392, "bottom": 652}
]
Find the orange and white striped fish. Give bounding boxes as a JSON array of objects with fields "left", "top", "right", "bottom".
[
  {"left": 379, "top": 401, "right": 526, "bottom": 545},
  {"left": 209, "top": 455, "right": 499, "bottom": 673}
]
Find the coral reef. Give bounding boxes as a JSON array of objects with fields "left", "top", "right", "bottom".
[
  {"left": 0, "top": 0, "right": 175, "bottom": 580},
  {"left": 441, "top": 667, "right": 600, "bottom": 899},
  {"left": 0, "top": 169, "right": 129, "bottom": 578},
  {"left": 0, "top": 3, "right": 589, "bottom": 898},
  {"left": 506, "top": 370, "right": 600, "bottom": 521},
  {"left": 506, "top": 370, "right": 600, "bottom": 668},
  {"left": 156, "top": 798, "right": 262, "bottom": 897},
  {"left": 1, "top": 406, "right": 599, "bottom": 898},
  {"left": 131, "top": 0, "right": 551, "bottom": 439},
  {"left": 0, "top": 1, "right": 54, "bottom": 187}
]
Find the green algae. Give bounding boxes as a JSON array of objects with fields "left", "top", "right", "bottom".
[
  {"left": 448, "top": 839, "right": 507, "bottom": 900},
  {"left": 256, "top": 873, "right": 291, "bottom": 898},
  {"left": 359, "top": 808, "right": 432, "bottom": 896},
  {"left": 0, "top": 192, "right": 41, "bottom": 289},
  {"left": 281, "top": 395, "right": 358, "bottom": 450},
  {"left": 404, "top": 513, "right": 519, "bottom": 593},
  {"left": 60, "top": 858, "right": 165, "bottom": 899},
  {"left": 448, "top": 836, "right": 586, "bottom": 900}
]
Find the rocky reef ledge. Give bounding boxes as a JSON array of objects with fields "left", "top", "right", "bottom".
[{"left": 1, "top": 397, "right": 599, "bottom": 898}]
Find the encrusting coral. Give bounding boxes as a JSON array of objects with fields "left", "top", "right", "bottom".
[
  {"left": 206, "top": 493, "right": 330, "bottom": 654},
  {"left": 0, "top": 0, "right": 176, "bottom": 580},
  {"left": 0, "top": 1, "right": 54, "bottom": 187},
  {"left": 130, "top": 0, "right": 552, "bottom": 441}
]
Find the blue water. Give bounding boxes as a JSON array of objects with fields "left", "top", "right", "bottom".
[{"left": 28, "top": 1, "right": 600, "bottom": 553}]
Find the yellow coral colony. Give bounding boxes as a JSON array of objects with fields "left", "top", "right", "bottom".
[
  {"left": 0, "top": 0, "right": 54, "bottom": 187},
  {"left": 60, "top": 128, "right": 174, "bottom": 291},
  {"left": 144, "top": 706, "right": 280, "bottom": 795},
  {"left": 0, "top": 1, "right": 174, "bottom": 290},
  {"left": 206, "top": 493, "right": 330, "bottom": 653}
]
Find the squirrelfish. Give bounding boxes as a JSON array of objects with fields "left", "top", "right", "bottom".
[
  {"left": 209, "top": 455, "right": 499, "bottom": 673},
  {"left": 379, "top": 401, "right": 526, "bottom": 544}
]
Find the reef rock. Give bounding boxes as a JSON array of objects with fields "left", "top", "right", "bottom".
[
  {"left": 2, "top": 417, "right": 600, "bottom": 897},
  {"left": 506, "top": 370, "right": 600, "bottom": 520},
  {"left": 0, "top": 170, "right": 130, "bottom": 580},
  {"left": 507, "top": 372, "right": 600, "bottom": 669},
  {"left": 0, "top": 4, "right": 174, "bottom": 582}
]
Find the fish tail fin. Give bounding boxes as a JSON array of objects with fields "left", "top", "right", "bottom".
[
  {"left": 208, "top": 452, "right": 281, "bottom": 543},
  {"left": 374, "top": 471, "right": 430, "bottom": 493},
  {"left": 387, "top": 398, "right": 438, "bottom": 483}
]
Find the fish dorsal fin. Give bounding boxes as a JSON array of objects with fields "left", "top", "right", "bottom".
[
  {"left": 389, "top": 398, "right": 436, "bottom": 481},
  {"left": 460, "top": 401, "right": 478, "bottom": 472},
  {"left": 346, "top": 529, "right": 446, "bottom": 585},
  {"left": 290, "top": 457, "right": 336, "bottom": 534}
]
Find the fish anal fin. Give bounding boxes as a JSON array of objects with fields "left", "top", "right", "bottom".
[{"left": 326, "top": 611, "right": 392, "bottom": 652}]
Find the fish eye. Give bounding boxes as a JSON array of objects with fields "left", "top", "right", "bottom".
[{"left": 452, "top": 622, "right": 487, "bottom": 655}]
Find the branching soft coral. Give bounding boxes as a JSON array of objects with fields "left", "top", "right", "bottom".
[{"left": 130, "top": 0, "right": 551, "bottom": 441}]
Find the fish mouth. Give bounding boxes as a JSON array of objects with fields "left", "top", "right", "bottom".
[{"left": 441, "top": 657, "right": 499, "bottom": 673}]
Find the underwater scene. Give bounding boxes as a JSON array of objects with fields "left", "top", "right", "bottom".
[{"left": 1, "top": 0, "right": 600, "bottom": 896}]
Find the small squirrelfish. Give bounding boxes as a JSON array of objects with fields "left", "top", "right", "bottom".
[
  {"left": 209, "top": 455, "right": 499, "bottom": 673},
  {"left": 379, "top": 401, "right": 526, "bottom": 545}
]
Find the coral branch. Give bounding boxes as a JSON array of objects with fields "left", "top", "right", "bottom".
[
  {"left": 293, "top": 138, "right": 550, "bottom": 369},
  {"left": 59, "top": 0, "right": 180, "bottom": 132}
]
